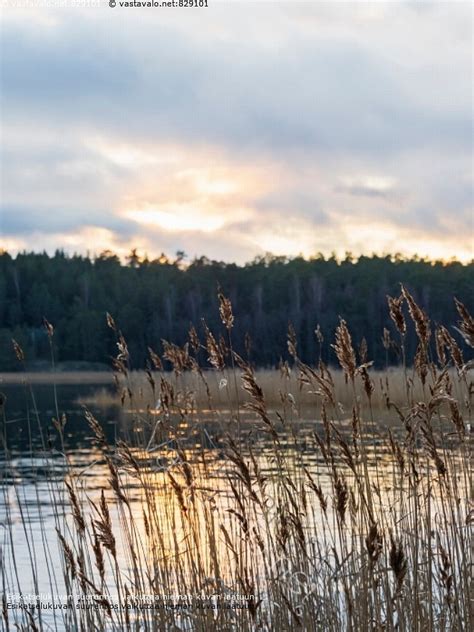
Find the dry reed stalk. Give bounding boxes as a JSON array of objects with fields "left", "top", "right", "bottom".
[
  {"left": 454, "top": 298, "right": 474, "bottom": 348},
  {"left": 332, "top": 319, "right": 357, "bottom": 381},
  {"left": 387, "top": 293, "right": 407, "bottom": 336},
  {"left": 401, "top": 285, "right": 431, "bottom": 346},
  {"left": 203, "top": 321, "right": 226, "bottom": 371},
  {"left": 218, "top": 289, "right": 234, "bottom": 330}
]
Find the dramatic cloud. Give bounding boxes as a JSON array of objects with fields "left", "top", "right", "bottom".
[{"left": 0, "top": 2, "right": 472, "bottom": 262}]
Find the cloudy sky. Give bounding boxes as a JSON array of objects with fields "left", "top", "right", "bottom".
[{"left": 0, "top": 1, "right": 472, "bottom": 263}]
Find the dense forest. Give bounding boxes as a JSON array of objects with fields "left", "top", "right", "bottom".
[{"left": 0, "top": 249, "right": 472, "bottom": 371}]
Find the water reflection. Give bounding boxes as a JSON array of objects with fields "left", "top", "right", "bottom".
[{"left": 0, "top": 381, "right": 467, "bottom": 630}]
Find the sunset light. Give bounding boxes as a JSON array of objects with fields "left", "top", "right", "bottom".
[{"left": 124, "top": 204, "right": 226, "bottom": 233}]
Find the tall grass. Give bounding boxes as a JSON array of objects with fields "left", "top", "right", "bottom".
[{"left": 0, "top": 288, "right": 472, "bottom": 631}]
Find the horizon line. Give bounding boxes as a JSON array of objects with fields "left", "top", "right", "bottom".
[{"left": 1, "top": 248, "right": 472, "bottom": 268}]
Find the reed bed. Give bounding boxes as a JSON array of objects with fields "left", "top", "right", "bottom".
[
  {"left": 76, "top": 366, "right": 457, "bottom": 415},
  {"left": 0, "top": 288, "right": 472, "bottom": 631}
]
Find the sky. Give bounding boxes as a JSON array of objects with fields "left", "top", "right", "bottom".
[{"left": 0, "top": 1, "right": 472, "bottom": 264}]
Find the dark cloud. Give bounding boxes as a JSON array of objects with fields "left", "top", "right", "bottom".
[
  {"left": 1, "top": 9, "right": 470, "bottom": 158},
  {"left": 255, "top": 191, "right": 329, "bottom": 225},
  {"left": 0, "top": 204, "right": 135, "bottom": 237}
]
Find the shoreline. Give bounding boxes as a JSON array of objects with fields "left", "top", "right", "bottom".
[{"left": 0, "top": 371, "right": 115, "bottom": 385}]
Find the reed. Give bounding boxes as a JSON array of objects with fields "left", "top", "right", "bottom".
[{"left": 0, "top": 292, "right": 472, "bottom": 631}]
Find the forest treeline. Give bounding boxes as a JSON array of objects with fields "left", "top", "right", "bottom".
[{"left": 0, "top": 249, "right": 472, "bottom": 371}]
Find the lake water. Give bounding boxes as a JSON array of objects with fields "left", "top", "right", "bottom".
[{"left": 0, "top": 378, "right": 467, "bottom": 630}]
